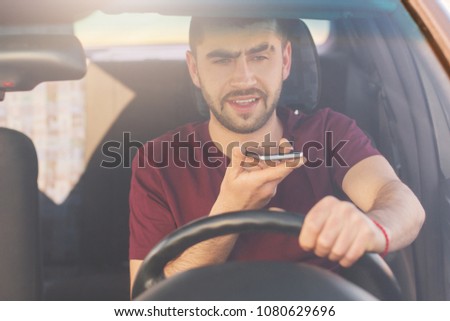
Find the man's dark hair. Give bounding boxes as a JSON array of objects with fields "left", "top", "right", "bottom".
[{"left": 189, "top": 17, "right": 289, "bottom": 55}]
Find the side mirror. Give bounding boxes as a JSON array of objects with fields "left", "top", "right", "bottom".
[{"left": 0, "top": 34, "right": 87, "bottom": 100}]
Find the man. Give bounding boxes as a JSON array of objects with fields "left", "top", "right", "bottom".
[{"left": 128, "top": 17, "right": 425, "bottom": 289}]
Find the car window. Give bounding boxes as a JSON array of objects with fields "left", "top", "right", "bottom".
[{"left": 439, "top": 0, "right": 450, "bottom": 18}]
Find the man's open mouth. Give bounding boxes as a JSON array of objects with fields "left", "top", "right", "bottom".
[
  {"left": 222, "top": 88, "right": 267, "bottom": 110},
  {"left": 230, "top": 97, "right": 260, "bottom": 106}
]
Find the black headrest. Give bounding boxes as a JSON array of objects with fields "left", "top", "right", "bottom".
[
  {"left": 278, "top": 18, "right": 321, "bottom": 112},
  {"left": 193, "top": 18, "right": 321, "bottom": 116}
]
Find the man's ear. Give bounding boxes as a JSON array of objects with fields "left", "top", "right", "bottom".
[
  {"left": 186, "top": 50, "right": 201, "bottom": 88},
  {"left": 282, "top": 41, "right": 292, "bottom": 81}
]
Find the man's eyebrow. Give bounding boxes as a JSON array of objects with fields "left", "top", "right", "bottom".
[
  {"left": 206, "top": 43, "right": 275, "bottom": 60},
  {"left": 245, "top": 42, "right": 274, "bottom": 55},
  {"left": 206, "top": 49, "right": 241, "bottom": 59}
]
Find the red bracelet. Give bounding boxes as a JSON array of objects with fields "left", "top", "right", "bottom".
[{"left": 371, "top": 219, "right": 389, "bottom": 257}]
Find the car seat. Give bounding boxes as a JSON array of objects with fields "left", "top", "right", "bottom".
[{"left": 0, "top": 128, "right": 41, "bottom": 300}]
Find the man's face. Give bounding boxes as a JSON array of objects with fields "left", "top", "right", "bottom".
[{"left": 186, "top": 23, "right": 292, "bottom": 134}]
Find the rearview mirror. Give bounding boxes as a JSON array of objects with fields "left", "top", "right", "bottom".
[{"left": 0, "top": 34, "right": 87, "bottom": 100}]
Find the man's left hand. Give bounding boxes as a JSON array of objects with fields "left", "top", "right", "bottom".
[{"left": 299, "top": 195, "right": 386, "bottom": 267}]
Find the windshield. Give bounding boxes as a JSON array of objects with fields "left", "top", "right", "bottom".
[
  {"left": 0, "top": 0, "right": 449, "bottom": 302},
  {"left": 440, "top": 0, "right": 450, "bottom": 17}
]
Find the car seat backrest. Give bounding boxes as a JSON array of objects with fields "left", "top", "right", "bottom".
[{"left": 0, "top": 128, "right": 41, "bottom": 300}]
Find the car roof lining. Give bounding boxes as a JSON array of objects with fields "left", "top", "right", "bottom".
[
  {"left": 0, "top": 0, "right": 400, "bottom": 26},
  {"left": 103, "top": 0, "right": 399, "bottom": 17}
]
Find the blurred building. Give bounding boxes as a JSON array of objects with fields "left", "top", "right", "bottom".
[{"left": 0, "top": 80, "right": 86, "bottom": 205}]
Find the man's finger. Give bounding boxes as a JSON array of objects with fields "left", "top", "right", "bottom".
[
  {"left": 255, "top": 159, "right": 300, "bottom": 182},
  {"left": 283, "top": 155, "right": 305, "bottom": 169},
  {"left": 230, "top": 146, "right": 247, "bottom": 172},
  {"left": 268, "top": 207, "right": 286, "bottom": 212},
  {"left": 299, "top": 196, "right": 340, "bottom": 251},
  {"left": 312, "top": 212, "right": 343, "bottom": 257},
  {"left": 279, "top": 138, "right": 293, "bottom": 154},
  {"left": 335, "top": 230, "right": 366, "bottom": 267},
  {"left": 325, "top": 221, "right": 358, "bottom": 262}
]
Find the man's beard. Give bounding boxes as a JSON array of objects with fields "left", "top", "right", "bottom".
[{"left": 201, "top": 85, "right": 282, "bottom": 134}]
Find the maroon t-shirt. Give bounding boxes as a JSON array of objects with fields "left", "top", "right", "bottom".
[{"left": 129, "top": 107, "right": 380, "bottom": 263}]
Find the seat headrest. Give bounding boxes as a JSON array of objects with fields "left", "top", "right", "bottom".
[
  {"left": 278, "top": 18, "right": 321, "bottom": 112},
  {"left": 192, "top": 18, "right": 321, "bottom": 116}
]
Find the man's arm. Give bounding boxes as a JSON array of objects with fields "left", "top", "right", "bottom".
[
  {"left": 299, "top": 155, "right": 425, "bottom": 267},
  {"left": 130, "top": 259, "right": 143, "bottom": 296},
  {"left": 130, "top": 144, "right": 301, "bottom": 285},
  {"left": 163, "top": 144, "right": 303, "bottom": 277}
]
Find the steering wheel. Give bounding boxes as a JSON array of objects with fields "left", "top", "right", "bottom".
[{"left": 132, "top": 210, "right": 402, "bottom": 300}]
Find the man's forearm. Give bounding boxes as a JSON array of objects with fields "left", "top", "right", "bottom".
[
  {"left": 164, "top": 234, "right": 237, "bottom": 277},
  {"left": 367, "top": 180, "right": 425, "bottom": 252},
  {"left": 163, "top": 198, "right": 240, "bottom": 277}
]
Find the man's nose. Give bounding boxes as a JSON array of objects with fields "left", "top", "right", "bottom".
[{"left": 230, "top": 57, "right": 257, "bottom": 88}]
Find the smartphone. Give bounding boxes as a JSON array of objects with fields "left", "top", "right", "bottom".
[{"left": 245, "top": 150, "right": 303, "bottom": 161}]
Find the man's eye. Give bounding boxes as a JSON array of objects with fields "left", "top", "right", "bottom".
[
  {"left": 252, "top": 55, "right": 268, "bottom": 61},
  {"left": 213, "top": 58, "right": 232, "bottom": 65}
]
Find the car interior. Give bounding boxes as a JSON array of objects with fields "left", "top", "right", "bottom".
[{"left": 0, "top": 0, "right": 449, "bottom": 301}]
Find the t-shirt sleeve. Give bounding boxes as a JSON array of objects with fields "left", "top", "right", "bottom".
[
  {"left": 324, "top": 109, "right": 381, "bottom": 188},
  {"left": 129, "top": 143, "right": 176, "bottom": 260}
]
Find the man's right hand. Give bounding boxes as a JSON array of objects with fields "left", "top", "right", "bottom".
[
  {"left": 211, "top": 139, "right": 304, "bottom": 215},
  {"left": 163, "top": 139, "right": 303, "bottom": 278}
]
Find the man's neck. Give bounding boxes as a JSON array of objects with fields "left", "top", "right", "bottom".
[{"left": 208, "top": 112, "right": 283, "bottom": 157}]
